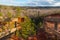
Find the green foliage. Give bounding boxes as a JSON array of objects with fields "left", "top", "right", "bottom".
[
  {"left": 16, "top": 7, "right": 21, "bottom": 11},
  {"left": 7, "top": 12, "right": 12, "bottom": 18},
  {"left": 0, "top": 12, "right": 2, "bottom": 16},
  {"left": 15, "top": 7, "right": 22, "bottom": 17},
  {"left": 15, "top": 13, "right": 20, "bottom": 17},
  {"left": 19, "top": 17, "right": 36, "bottom": 39}
]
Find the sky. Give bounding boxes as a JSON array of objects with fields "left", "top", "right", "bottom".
[{"left": 0, "top": 0, "right": 60, "bottom": 6}]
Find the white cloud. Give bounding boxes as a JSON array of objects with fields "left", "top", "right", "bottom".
[
  {"left": 0, "top": 0, "right": 12, "bottom": 2},
  {"left": 0, "top": 0, "right": 60, "bottom": 6},
  {"left": 52, "top": 2, "right": 60, "bottom": 6},
  {"left": 32, "top": 0, "right": 55, "bottom": 5},
  {"left": 46, "top": 0, "right": 55, "bottom": 4},
  {"left": 37, "top": 0, "right": 55, "bottom": 3}
]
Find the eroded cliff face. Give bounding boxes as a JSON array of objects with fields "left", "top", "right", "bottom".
[{"left": 0, "top": 5, "right": 60, "bottom": 17}]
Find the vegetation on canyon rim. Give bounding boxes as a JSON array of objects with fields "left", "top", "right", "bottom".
[{"left": 0, "top": 7, "right": 43, "bottom": 40}]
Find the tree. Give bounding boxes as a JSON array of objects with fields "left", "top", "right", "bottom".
[{"left": 19, "top": 16, "right": 36, "bottom": 39}]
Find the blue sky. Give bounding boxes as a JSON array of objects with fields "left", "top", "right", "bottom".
[{"left": 0, "top": 0, "right": 60, "bottom": 6}]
